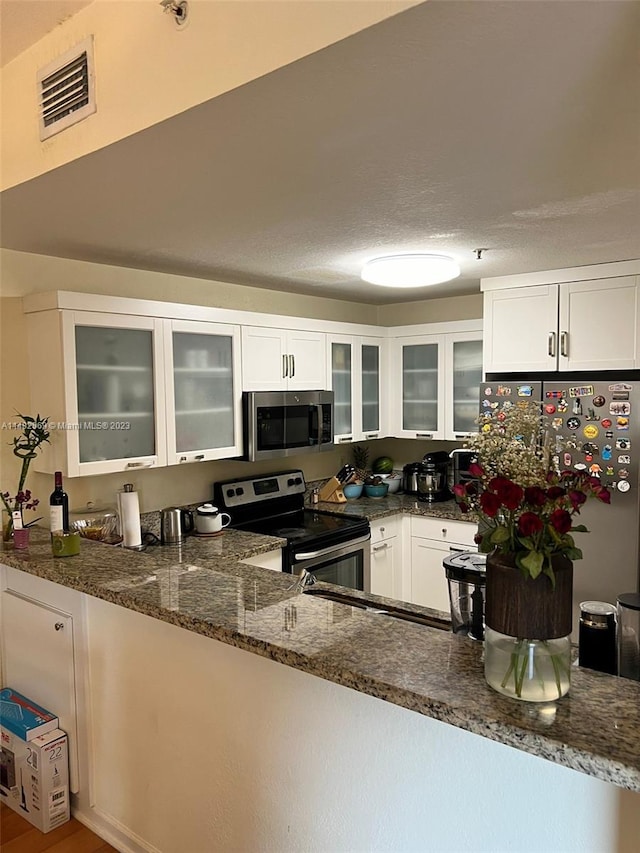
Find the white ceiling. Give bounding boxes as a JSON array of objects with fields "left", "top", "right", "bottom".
[
  {"left": 0, "top": 0, "right": 93, "bottom": 66},
  {"left": 1, "top": 0, "right": 639, "bottom": 304}
]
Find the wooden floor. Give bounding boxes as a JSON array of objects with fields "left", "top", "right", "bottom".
[{"left": 1, "top": 803, "right": 117, "bottom": 852}]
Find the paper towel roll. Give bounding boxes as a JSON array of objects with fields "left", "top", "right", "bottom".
[{"left": 118, "top": 486, "right": 142, "bottom": 549}]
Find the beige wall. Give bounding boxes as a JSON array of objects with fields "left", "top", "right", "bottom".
[
  {"left": 1, "top": 0, "right": 419, "bottom": 190},
  {"left": 0, "top": 248, "right": 378, "bottom": 323},
  {"left": 0, "top": 248, "right": 480, "bottom": 514}
]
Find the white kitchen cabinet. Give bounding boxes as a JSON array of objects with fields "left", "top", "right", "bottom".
[
  {"left": 369, "top": 516, "right": 400, "bottom": 599},
  {"left": 26, "top": 310, "right": 168, "bottom": 477},
  {"left": 164, "top": 320, "right": 243, "bottom": 465},
  {"left": 26, "top": 309, "right": 246, "bottom": 475},
  {"left": 389, "top": 324, "right": 483, "bottom": 440},
  {"left": 0, "top": 568, "right": 86, "bottom": 794},
  {"left": 409, "top": 517, "right": 477, "bottom": 613},
  {"left": 483, "top": 276, "right": 639, "bottom": 373},
  {"left": 241, "top": 327, "right": 326, "bottom": 391},
  {"left": 327, "top": 335, "right": 384, "bottom": 444},
  {"left": 446, "top": 333, "right": 483, "bottom": 440}
]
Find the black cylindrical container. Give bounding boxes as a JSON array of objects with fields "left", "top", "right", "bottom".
[{"left": 578, "top": 601, "right": 617, "bottom": 675}]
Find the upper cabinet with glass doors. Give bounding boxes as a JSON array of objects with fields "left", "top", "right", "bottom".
[
  {"left": 446, "top": 333, "right": 483, "bottom": 439},
  {"left": 327, "top": 335, "right": 385, "bottom": 444},
  {"left": 27, "top": 311, "right": 168, "bottom": 477},
  {"left": 389, "top": 323, "right": 483, "bottom": 441},
  {"left": 164, "top": 320, "right": 242, "bottom": 465},
  {"left": 26, "top": 308, "right": 242, "bottom": 477}
]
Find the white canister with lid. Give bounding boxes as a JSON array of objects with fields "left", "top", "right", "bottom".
[{"left": 195, "top": 503, "right": 231, "bottom": 534}]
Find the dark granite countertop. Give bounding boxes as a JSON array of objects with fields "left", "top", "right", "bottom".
[
  {"left": 2, "top": 524, "right": 639, "bottom": 793},
  {"left": 310, "top": 492, "right": 477, "bottom": 522}
]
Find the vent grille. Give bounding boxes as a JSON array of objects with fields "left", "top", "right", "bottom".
[{"left": 38, "top": 37, "right": 96, "bottom": 141}]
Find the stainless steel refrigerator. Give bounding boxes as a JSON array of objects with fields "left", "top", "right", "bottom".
[{"left": 480, "top": 377, "right": 640, "bottom": 632}]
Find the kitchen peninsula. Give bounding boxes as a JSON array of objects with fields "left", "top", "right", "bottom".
[{"left": 2, "top": 510, "right": 639, "bottom": 853}]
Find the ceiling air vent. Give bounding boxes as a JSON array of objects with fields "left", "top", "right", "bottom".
[{"left": 37, "top": 36, "right": 96, "bottom": 141}]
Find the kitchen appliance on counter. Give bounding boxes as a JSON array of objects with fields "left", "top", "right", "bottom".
[
  {"left": 402, "top": 462, "right": 422, "bottom": 495},
  {"left": 481, "top": 374, "right": 640, "bottom": 628},
  {"left": 443, "top": 551, "right": 486, "bottom": 641},
  {"left": 417, "top": 451, "right": 451, "bottom": 503},
  {"left": 213, "top": 469, "right": 371, "bottom": 590},
  {"left": 242, "top": 390, "right": 334, "bottom": 461},
  {"left": 449, "top": 448, "right": 478, "bottom": 490},
  {"left": 617, "top": 592, "right": 640, "bottom": 681},
  {"left": 160, "top": 506, "right": 194, "bottom": 545}
]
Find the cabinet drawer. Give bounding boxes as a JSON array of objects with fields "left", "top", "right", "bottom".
[
  {"left": 370, "top": 515, "right": 400, "bottom": 544},
  {"left": 410, "top": 516, "right": 476, "bottom": 547}
]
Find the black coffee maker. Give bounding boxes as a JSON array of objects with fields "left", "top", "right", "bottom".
[{"left": 416, "top": 451, "right": 452, "bottom": 502}]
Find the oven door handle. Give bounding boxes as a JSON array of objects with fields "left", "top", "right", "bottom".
[{"left": 293, "top": 533, "right": 371, "bottom": 561}]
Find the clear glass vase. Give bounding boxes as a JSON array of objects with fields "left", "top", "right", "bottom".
[{"left": 484, "top": 627, "right": 571, "bottom": 702}]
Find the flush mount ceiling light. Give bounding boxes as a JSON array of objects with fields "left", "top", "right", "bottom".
[{"left": 361, "top": 254, "right": 461, "bottom": 288}]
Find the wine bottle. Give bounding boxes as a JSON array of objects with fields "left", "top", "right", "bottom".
[{"left": 49, "top": 471, "right": 69, "bottom": 532}]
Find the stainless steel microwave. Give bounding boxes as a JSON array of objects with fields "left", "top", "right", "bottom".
[{"left": 242, "top": 391, "right": 334, "bottom": 461}]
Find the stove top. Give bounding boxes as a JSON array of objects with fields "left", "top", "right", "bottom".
[
  {"left": 238, "top": 508, "right": 369, "bottom": 549},
  {"left": 212, "top": 469, "right": 370, "bottom": 553}
]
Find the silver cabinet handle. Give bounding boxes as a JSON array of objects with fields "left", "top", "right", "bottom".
[
  {"left": 338, "top": 436, "right": 353, "bottom": 443},
  {"left": 283, "top": 354, "right": 288, "bottom": 378},
  {"left": 416, "top": 432, "right": 433, "bottom": 438},
  {"left": 548, "top": 332, "right": 556, "bottom": 357},
  {"left": 126, "top": 461, "right": 155, "bottom": 468},
  {"left": 179, "top": 454, "right": 205, "bottom": 463},
  {"left": 364, "top": 433, "right": 379, "bottom": 439},
  {"left": 560, "top": 331, "right": 569, "bottom": 357},
  {"left": 373, "top": 542, "right": 388, "bottom": 552},
  {"left": 54, "top": 622, "right": 64, "bottom": 631},
  {"left": 289, "top": 354, "right": 295, "bottom": 377}
]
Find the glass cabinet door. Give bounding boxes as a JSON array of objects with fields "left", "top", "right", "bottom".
[
  {"left": 361, "top": 343, "right": 380, "bottom": 435},
  {"left": 331, "top": 341, "right": 353, "bottom": 437},
  {"left": 402, "top": 342, "right": 439, "bottom": 432},
  {"left": 172, "top": 331, "right": 234, "bottom": 454},
  {"left": 75, "top": 325, "right": 156, "bottom": 464},
  {"left": 451, "top": 338, "right": 483, "bottom": 436}
]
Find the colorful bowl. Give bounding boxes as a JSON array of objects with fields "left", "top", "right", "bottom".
[
  {"left": 343, "top": 482, "right": 364, "bottom": 500},
  {"left": 364, "top": 482, "right": 389, "bottom": 499}
]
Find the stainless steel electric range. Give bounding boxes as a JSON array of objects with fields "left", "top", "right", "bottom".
[{"left": 213, "top": 470, "right": 371, "bottom": 591}]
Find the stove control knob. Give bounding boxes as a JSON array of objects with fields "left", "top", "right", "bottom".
[
  {"left": 287, "top": 478, "right": 295, "bottom": 487},
  {"left": 226, "top": 488, "right": 235, "bottom": 498},
  {"left": 237, "top": 487, "right": 244, "bottom": 496},
  {"left": 295, "top": 477, "right": 302, "bottom": 485}
]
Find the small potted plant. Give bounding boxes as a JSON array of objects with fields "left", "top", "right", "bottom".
[{"left": 1, "top": 413, "right": 50, "bottom": 543}]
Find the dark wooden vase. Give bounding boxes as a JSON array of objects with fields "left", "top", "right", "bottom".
[{"left": 484, "top": 551, "right": 573, "bottom": 640}]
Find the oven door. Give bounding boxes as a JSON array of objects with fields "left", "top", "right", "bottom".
[{"left": 288, "top": 534, "right": 371, "bottom": 592}]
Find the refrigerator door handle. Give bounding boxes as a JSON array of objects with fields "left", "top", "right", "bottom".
[
  {"left": 548, "top": 331, "right": 556, "bottom": 358},
  {"left": 560, "top": 331, "right": 569, "bottom": 358}
]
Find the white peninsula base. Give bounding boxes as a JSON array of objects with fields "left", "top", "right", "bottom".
[{"left": 78, "top": 597, "right": 639, "bottom": 853}]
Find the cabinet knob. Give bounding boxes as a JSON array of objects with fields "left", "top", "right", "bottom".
[
  {"left": 54, "top": 622, "right": 64, "bottom": 631},
  {"left": 441, "top": 528, "right": 447, "bottom": 536},
  {"left": 380, "top": 526, "right": 385, "bottom": 534}
]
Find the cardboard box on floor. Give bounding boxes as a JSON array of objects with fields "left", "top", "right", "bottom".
[{"left": 0, "top": 726, "right": 70, "bottom": 833}]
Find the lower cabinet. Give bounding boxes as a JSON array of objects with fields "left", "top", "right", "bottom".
[
  {"left": 0, "top": 568, "right": 84, "bottom": 794},
  {"left": 369, "top": 516, "right": 401, "bottom": 599},
  {"left": 409, "top": 517, "right": 477, "bottom": 614}
]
